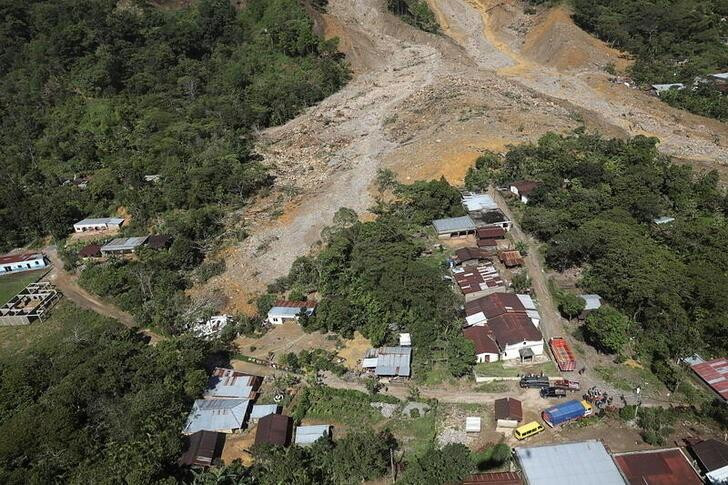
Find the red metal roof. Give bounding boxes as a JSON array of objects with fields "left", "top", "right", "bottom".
[
  {"left": 273, "top": 300, "right": 317, "bottom": 309},
  {"left": 691, "top": 358, "right": 728, "bottom": 400},
  {"left": 494, "top": 397, "right": 523, "bottom": 421},
  {"left": 0, "top": 252, "right": 43, "bottom": 265},
  {"left": 463, "top": 472, "right": 522, "bottom": 485},
  {"left": 499, "top": 250, "right": 524, "bottom": 267},
  {"left": 477, "top": 227, "right": 506, "bottom": 239},
  {"left": 464, "top": 325, "right": 499, "bottom": 355},
  {"left": 511, "top": 180, "right": 539, "bottom": 195},
  {"left": 454, "top": 247, "right": 491, "bottom": 264},
  {"left": 614, "top": 448, "right": 702, "bottom": 485},
  {"left": 465, "top": 293, "right": 526, "bottom": 320},
  {"left": 488, "top": 313, "right": 542, "bottom": 346}
]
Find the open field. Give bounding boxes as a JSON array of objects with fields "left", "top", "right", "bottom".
[{"left": 0, "top": 269, "right": 47, "bottom": 305}]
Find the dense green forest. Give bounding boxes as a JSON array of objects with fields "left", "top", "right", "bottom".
[
  {"left": 572, "top": 0, "right": 728, "bottom": 120},
  {"left": 466, "top": 132, "right": 728, "bottom": 385},
  {"left": 0, "top": 0, "right": 348, "bottom": 251},
  {"left": 269, "top": 177, "right": 476, "bottom": 378},
  {"left": 0, "top": 304, "right": 218, "bottom": 484}
]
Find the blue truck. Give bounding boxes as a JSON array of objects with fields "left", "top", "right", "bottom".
[{"left": 541, "top": 399, "right": 593, "bottom": 427}]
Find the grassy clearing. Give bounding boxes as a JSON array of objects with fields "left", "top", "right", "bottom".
[
  {"left": 0, "top": 301, "right": 117, "bottom": 360},
  {"left": 594, "top": 363, "right": 666, "bottom": 394},
  {"left": 475, "top": 380, "right": 510, "bottom": 392},
  {"left": 475, "top": 360, "right": 558, "bottom": 378},
  {"left": 420, "top": 363, "right": 456, "bottom": 387},
  {"left": 0, "top": 269, "right": 46, "bottom": 305},
  {"left": 388, "top": 411, "right": 439, "bottom": 456}
]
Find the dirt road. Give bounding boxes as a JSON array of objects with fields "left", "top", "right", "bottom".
[
  {"left": 44, "top": 247, "right": 163, "bottom": 343},
  {"left": 201, "top": 0, "right": 727, "bottom": 312}
]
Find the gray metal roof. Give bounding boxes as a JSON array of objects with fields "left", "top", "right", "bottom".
[
  {"left": 462, "top": 193, "right": 497, "bottom": 212},
  {"left": 711, "top": 72, "right": 728, "bottom": 80},
  {"left": 250, "top": 404, "right": 280, "bottom": 419},
  {"left": 517, "top": 294, "right": 536, "bottom": 310},
  {"left": 653, "top": 216, "right": 675, "bottom": 225},
  {"left": 579, "top": 294, "right": 603, "bottom": 311},
  {"left": 75, "top": 217, "right": 124, "bottom": 226},
  {"left": 375, "top": 346, "right": 412, "bottom": 377},
  {"left": 295, "top": 425, "right": 331, "bottom": 445},
  {"left": 184, "top": 399, "right": 251, "bottom": 434},
  {"left": 432, "top": 216, "right": 476, "bottom": 235},
  {"left": 204, "top": 372, "right": 255, "bottom": 399},
  {"left": 101, "top": 237, "right": 148, "bottom": 252},
  {"left": 652, "top": 83, "right": 685, "bottom": 93},
  {"left": 515, "top": 441, "right": 625, "bottom": 485}
]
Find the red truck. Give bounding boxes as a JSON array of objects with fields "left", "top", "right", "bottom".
[
  {"left": 549, "top": 337, "right": 576, "bottom": 372},
  {"left": 552, "top": 379, "right": 580, "bottom": 392}
]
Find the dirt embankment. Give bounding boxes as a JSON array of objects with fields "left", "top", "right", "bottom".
[{"left": 197, "top": 0, "right": 728, "bottom": 315}]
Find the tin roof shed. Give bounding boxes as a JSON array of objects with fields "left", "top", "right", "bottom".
[
  {"left": 432, "top": 216, "right": 476, "bottom": 235},
  {"left": 515, "top": 441, "right": 624, "bottom": 485}
]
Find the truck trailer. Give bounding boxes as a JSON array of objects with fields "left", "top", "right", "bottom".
[
  {"left": 542, "top": 399, "right": 592, "bottom": 427},
  {"left": 549, "top": 337, "right": 576, "bottom": 372}
]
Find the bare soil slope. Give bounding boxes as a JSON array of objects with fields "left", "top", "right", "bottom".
[{"left": 199, "top": 0, "right": 728, "bottom": 312}]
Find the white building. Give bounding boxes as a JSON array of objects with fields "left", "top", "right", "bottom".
[
  {"left": 0, "top": 253, "right": 47, "bottom": 275},
  {"left": 266, "top": 300, "right": 316, "bottom": 325},
  {"left": 465, "top": 417, "right": 482, "bottom": 433},
  {"left": 509, "top": 181, "right": 538, "bottom": 204},
  {"left": 73, "top": 217, "right": 124, "bottom": 233}
]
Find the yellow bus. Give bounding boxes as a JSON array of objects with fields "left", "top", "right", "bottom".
[{"left": 514, "top": 421, "right": 545, "bottom": 440}]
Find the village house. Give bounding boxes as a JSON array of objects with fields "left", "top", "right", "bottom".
[
  {"left": 178, "top": 431, "right": 226, "bottom": 468},
  {"left": 515, "top": 441, "right": 625, "bottom": 485},
  {"left": 509, "top": 181, "right": 539, "bottom": 204},
  {"left": 183, "top": 399, "right": 251, "bottom": 434},
  {"left": 294, "top": 425, "right": 331, "bottom": 446},
  {"left": 578, "top": 294, "right": 603, "bottom": 320},
  {"left": 362, "top": 346, "right": 412, "bottom": 378},
  {"left": 476, "top": 226, "right": 507, "bottom": 248},
  {"left": 432, "top": 215, "right": 477, "bottom": 238},
  {"left": 494, "top": 397, "right": 522, "bottom": 428},
  {"left": 690, "top": 438, "right": 728, "bottom": 484},
  {"left": 463, "top": 311, "right": 544, "bottom": 362},
  {"left": 613, "top": 448, "right": 702, "bottom": 485},
  {"left": 0, "top": 252, "right": 47, "bottom": 275},
  {"left": 0, "top": 281, "right": 62, "bottom": 326},
  {"left": 78, "top": 244, "right": 102, "bottom": 259},
  {"left": 73, "top": 217, "right": 124, "bottom": 233},
  {"left": 498, "top": 250, "right": 524, "bottom": 268},
  {"left": 204, "top": 367, "right": 261, "bottom": 400},
  {"left": 266, "top": 300, "right": 317, "bottom": 325},
  {"left": 453, "top": 247, "right": 491, "bottom": 267},
  {"left": 255, "top": 414, "right": 292, "bottom": 447},
  {"left": 690, "top": 358, "right": 728, "bottom": 402},
  {"left": 100, "top": 236, "right": 148, "bottom": 256}
]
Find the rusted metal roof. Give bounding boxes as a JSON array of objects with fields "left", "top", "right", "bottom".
[
  {"left": 465, "top": 293, "right": 526, "bottom": 320},
  {"left": 463, "top": 472, "right": 522, "bottom": 484},
  {"left": 464, "top": 325, "right": 499, "bottom": 355},
  {"left": 691, "top": 358, "right": 728, "bottom": 401},
  {"left": 255, "top": 414, "right": 292, "bottom": 447},
  {"left": 477, "top": 227, "right": 506, "bottom": 239},
  {"left": 0, "top": 252, "right": 44, "bottom": 265},
  {"left": 499, "top": 250, "right": 524, "bottom": 267},
  {"left": 614, "top": 448, "right": 702, "bottom": 485},
  {"left": 494, "top": 397, "right": 523, "bottom": 422},
  {"left": 510, "top": 180, "right": 538, "bottom": 195},
  {"left": 179, "top": 431, "right": 225, "bottom": 467},
  {"left": 78, "top": 244, "right": 101, "bottom": 258},
  {"left": 691, "top": 438, "right": 728, "bottom": 473},
  {"left": 488, "top": 313, "right": 542, "bottom": 346},
  {"left": 454, "top": 247, "right": 491, "bottom": 264}
]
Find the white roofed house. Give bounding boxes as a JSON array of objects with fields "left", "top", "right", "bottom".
[
  {"left": 73, "top": 217, "right": 124, "bottom": 233},
  {"left": 266, "top": 300, "right": 316, "bottom": 325},
  {"left": 0, "top": 252, "right": 47, "bottom": 275},
  {"left": 294, "top": 425, "right": 331, "bottom": 446}
]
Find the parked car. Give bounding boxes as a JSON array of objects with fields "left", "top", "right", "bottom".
[
  {"left": 552, "top": 379, "right": 581, "bottom": 392},
  {"left": 540, "top": 387, "right": 567, "bottom": 398}
]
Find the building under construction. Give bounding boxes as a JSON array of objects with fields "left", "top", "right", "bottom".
[{"left": 0, "top": 281, "right": 62, "bottom": 325}]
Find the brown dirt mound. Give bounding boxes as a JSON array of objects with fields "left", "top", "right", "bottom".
[{"left": 521, "top": 6, "right": 631, "bottom": 72}]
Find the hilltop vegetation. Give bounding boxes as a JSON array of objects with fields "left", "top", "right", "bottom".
[
  {"left": 572, "top": 0, "right": 728, "bottom": 120},
  {"left": 0, "top": 0, "right": 348, "bottom": 252},
  {"left": 468, "top": 132, "right": 728, "bottom": 385}
]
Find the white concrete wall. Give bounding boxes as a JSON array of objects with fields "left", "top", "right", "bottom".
[
  {"left": 475, "top": 352, "right": 499, "bottom": 363},
  {"left": 500, "top": 340, "right": 544, "bottom": 361},
  {"left": 0, "top": 257, "right": 46, "bottom": 274}
]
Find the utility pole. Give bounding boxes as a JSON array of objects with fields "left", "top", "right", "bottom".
[{"left": 390, "top": 448, "right": 396, "bottom": 483}]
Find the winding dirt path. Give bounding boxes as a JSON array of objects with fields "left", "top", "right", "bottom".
[{"left": 44, "top": 247, "right": 163, "bottom": 343}]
